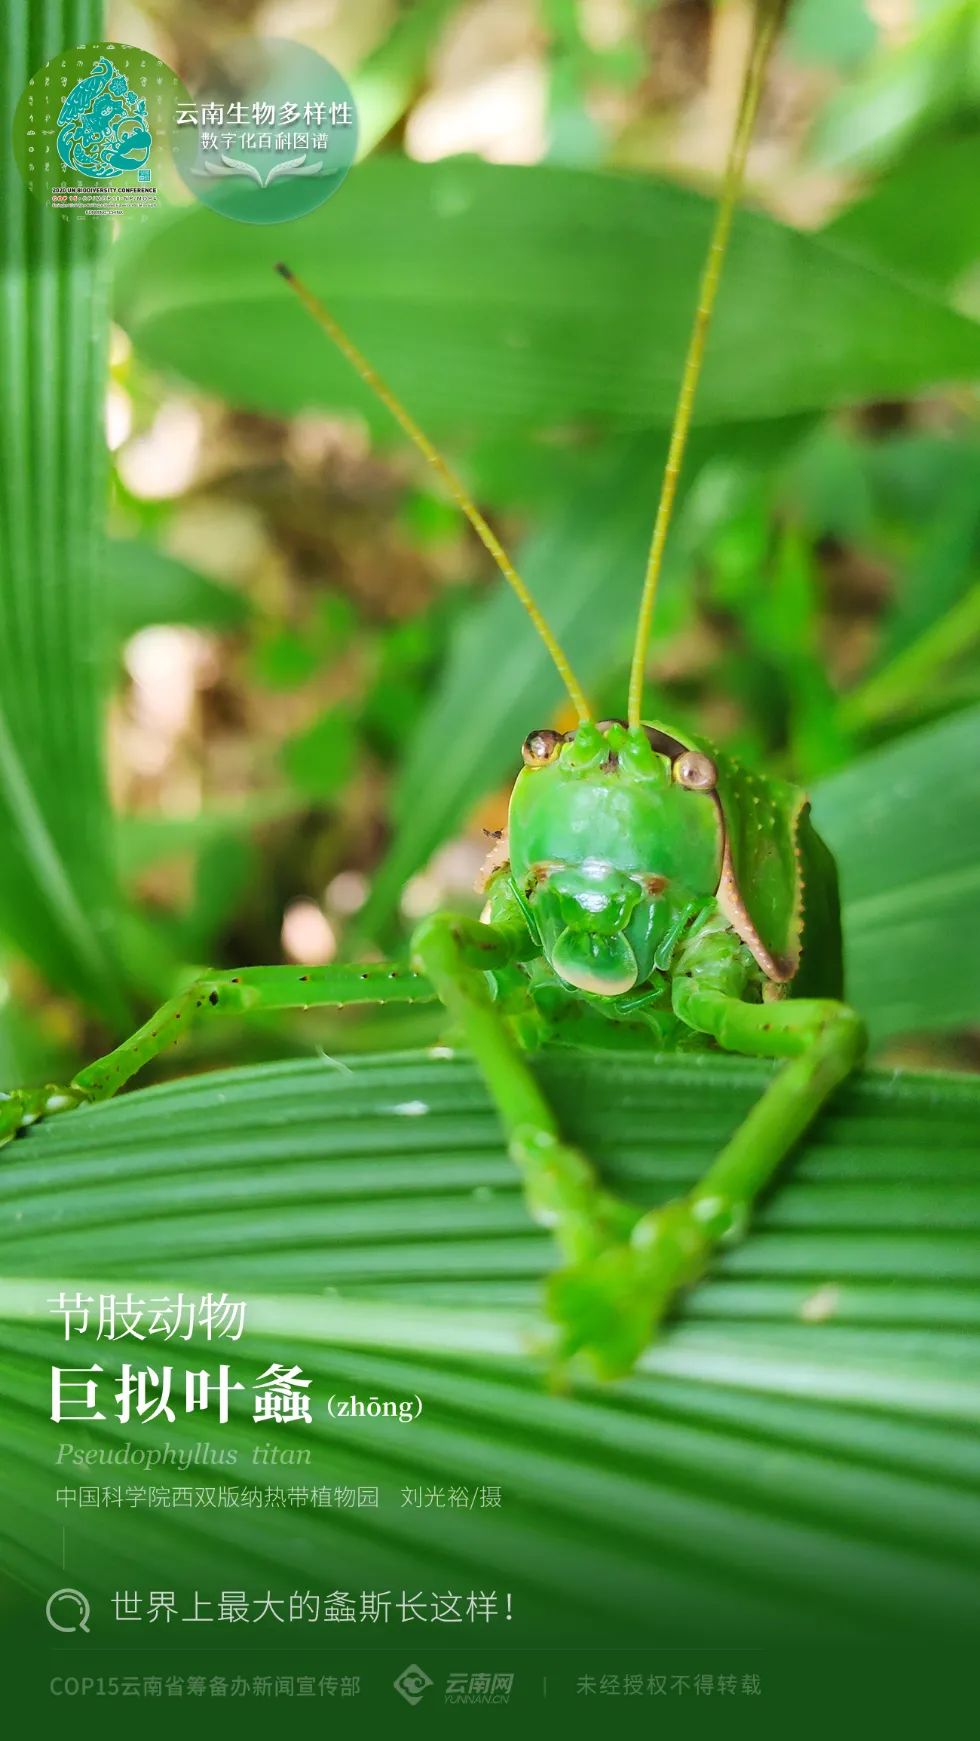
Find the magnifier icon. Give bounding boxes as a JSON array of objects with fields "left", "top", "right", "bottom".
[{"left": 46, "top": 1588, "right": 91, "bottom": 1633}]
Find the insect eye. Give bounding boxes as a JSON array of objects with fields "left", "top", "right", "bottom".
[
  {"left": 673, "top": 751, "right": 716, "bottom": 791},
  {"left": 522, "top": 729, "right": 563, "bottom": 766}
]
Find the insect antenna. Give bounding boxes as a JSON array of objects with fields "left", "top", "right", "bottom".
[
  {"left": 275, "top": 263, "right": 591, "bottom": 722},
  {"left": 627, "top": 0, "right": 788, "bottom": 728}
]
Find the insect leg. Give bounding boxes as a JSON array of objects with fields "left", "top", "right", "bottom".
[
  {"left": 550, "top": 987, "right": 866, "bottom": 1376},
  {"left": 668, "top": 983, "right": 867, "bottom": 1250},
  {"left": 0, "top": 961, "right": 435, "bottom": 1145},
  {"left": 411, "top": 913, "right": 639, "bottom": 1267},
  {"left": 632, "top": 986, "right": 866, "bottom": 1331}
]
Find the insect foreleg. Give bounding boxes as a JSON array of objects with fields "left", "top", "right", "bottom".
[
  {"left": 411, "top": 913, "right": 638, "bottom": 1269},
  {"left": 550, "top": 984, "right": 866, "bottom": 1376},
  {"left": 0, "top": 961, "right": 434, "bottom": 1145},
  {"left": 666, "top": 983, "right": 867, "bottom": 1245}
]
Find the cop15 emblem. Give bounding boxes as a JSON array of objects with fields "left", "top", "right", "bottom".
[
  {"left": 56, "top": 54, "right": 152, "bottom": 180},
  {"left": 13, "top": 42, "right": 186, "bottom": 217}
]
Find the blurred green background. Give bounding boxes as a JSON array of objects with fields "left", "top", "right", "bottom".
[
  {"left": 2, "top": 0, "right": 978, "bottom": 1086},
  {"left": 1, "top": 0, "right": 979, "bottom": 1673}
]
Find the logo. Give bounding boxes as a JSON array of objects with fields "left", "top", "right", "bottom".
[
  {"left": 171, "top": 37, "right": 358, "bottom": 226},
  {"left": 13, "top": 44, "right": 186, "bottom": 219},
  {"left": 56, "top": 55, "right": 152, "bottom": 180},
  {"left": 393, "top": 1664, "right": 433, "bottom": 1706},
  {"left": 446, "top": 1671, "right": 514, "bottom": 1706},
  {"left": 45, "top": 1588, "right": 91, "bottom": 1633}
]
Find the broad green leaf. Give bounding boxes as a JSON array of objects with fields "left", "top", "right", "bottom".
[
  {"left": 113, "top": 155, "right": 980, "bottom": 437},
  {"left": 0, "top": 4, "right": 128, "bottom": 1024},
  {"left": 106, "top": 538, "right": 250, "bottom": 639},
  {"left": 5, "top": 1051, "right": 977, "bottom": 1314},
  {"left": 814, "top": 704, "right": 980, "bottom": 1041},
  {"left": 823, "top": 132, "right": 980, "bottom": 295},
  {"left": 1, "top": 1051, "right": 978, "bottom": 1640}
]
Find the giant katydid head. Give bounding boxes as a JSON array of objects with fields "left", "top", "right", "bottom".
[{"left": 508, "top": 717, "right": 809, "bottom": 997}]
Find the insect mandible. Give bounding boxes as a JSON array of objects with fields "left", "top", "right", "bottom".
[{"left": 1, "top": 0, "right": 865, "bottom": 1376}]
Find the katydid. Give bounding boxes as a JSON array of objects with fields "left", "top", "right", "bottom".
[{"left": 1, "top": 0, "right": 865, "bottom": 1376}]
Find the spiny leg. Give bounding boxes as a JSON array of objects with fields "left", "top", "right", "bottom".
[
  {"left": 0, "top": 961, "right": 434, "bottom": 1146},
  {"left": 411, "top": 912, "right": 639, "bottom": 1269},
  {"left": 551, "top": 983, "right": 866, "bottom": 1375}
]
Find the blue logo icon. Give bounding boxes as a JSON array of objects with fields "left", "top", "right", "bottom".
[{"left": 56, "top": 56, "right": 152, "bottom": 180}]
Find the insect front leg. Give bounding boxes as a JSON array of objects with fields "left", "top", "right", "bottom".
[
  {"left": 0, "top": 961, "right": 434, "bottom": 1146},
  {"left": 664, "top": 982, "right": 867, "bottom": 1250},
  {"left": 551, "top": 983, "right": 866, "bottom": 1376},
  {"left": 411, "top": 912, "right": 639, "bottom": 1271}
]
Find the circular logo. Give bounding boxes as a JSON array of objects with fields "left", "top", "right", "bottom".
[
  {"left": 12, "top": 43, "right": 186, "bottom": 218},
  {"left": 172, "top": 38, "right": 358, "bottom": 226}
]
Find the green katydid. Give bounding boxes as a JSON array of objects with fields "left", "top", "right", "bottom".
[{"left": 1, "top": 0, "right": 865, "bottom": 1376}]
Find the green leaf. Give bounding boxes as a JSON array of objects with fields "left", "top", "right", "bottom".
[
  {"left": 864, "top": 429, "right": 979, "bottom": 526},
  {"left": 840, "top": 586, "right": 980, "bottom": 736},
  {"left": 0, "top": 4, "right": 128, "bottom": 1023},
  {"left": 793, "top": 427, "right": 980, "bottom": 687},
  {"left": 823, "top": 132, "right": 980, "bottom": 294},
  {"left": 814, "top": 705, "right": 980, "bottom": 1042},
  {"left": 809, "top": 0, "right": 980, "bottom": 171},
  {"left": 113, "top": 155, "right": 980, "bottom": 436},
  {"left": 1, "top": 1050, "right": 977, "bottom": 1639},
  {"left": 879, "top": 450, "right": 980, "bottom": 656},
  {"left": 106, "top": 538, "right": 250, "bottom": 639},
  {"left": 350, "top": 0, "right": 459, "bottom": 159}
]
